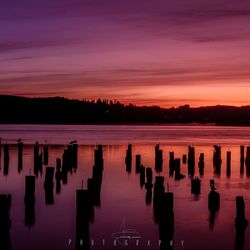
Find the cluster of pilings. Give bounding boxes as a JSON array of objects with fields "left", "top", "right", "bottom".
[
  {"left": 155, "top": 144, "right": 163, "bottom": 172},
  {"left": 57, "top": 141, "right": 78, "bottom": 185},
  {"left": 24, "top": 175, "right": 36, "bottom": 227},
  {"left": 76, "top": 145, "right": 104, "bottom": 250},
  {"left": 213, "top": 145, "right": 222, "bottom": 175},
  {"left": 0, "top": 194, "right": 11, "bottom": 250},
  {"left": 125, "top": 144, "right": 132, "bottom": 173},
  {"left": 153, "top": 177, "right": 174, "bottom": 250},
  {"left": 169, "top": 152, "right": 185, "bottom": 180},
  {"left": 188, "top": 146, "right": 195, "bottom": 176}
]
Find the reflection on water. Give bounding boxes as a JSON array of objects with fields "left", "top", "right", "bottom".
[{"left": 0, "top": 125, "right": 250, "bottom": 249}]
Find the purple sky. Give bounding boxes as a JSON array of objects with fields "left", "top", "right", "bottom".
[{"left": 1, "top": 0, "right": 250, "bottom": 107}]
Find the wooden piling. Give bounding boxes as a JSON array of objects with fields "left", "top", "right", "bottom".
[
  {"left": 235, "top": 196, "right": 248, "bottom": 230},
  {"left": 188, "top": 146, "right": 195, "bottom": 176},
  {"left": 226, "top": 151, "right": 231, "bottom": 177}
]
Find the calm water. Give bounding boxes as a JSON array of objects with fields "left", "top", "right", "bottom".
[{"left": 0, "top": 125, "right": 250, "bottom": 250}]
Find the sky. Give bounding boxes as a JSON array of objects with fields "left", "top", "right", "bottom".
[{"left": 1, "top": 0, "right": 250, "bottom": 107}]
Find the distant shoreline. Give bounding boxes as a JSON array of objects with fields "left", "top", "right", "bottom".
[{"left": 1, "top": 95, "right": 250, "bottom": 126}]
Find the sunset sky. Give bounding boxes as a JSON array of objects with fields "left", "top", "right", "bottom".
[{"left": 1, "top": 0, "right": 250, "bottom": 107}]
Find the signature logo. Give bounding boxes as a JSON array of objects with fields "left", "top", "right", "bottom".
[{"left": 111, "top": 219, "right": 142, "bottom": 246}]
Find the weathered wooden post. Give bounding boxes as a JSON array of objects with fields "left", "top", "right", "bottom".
[
  {"left": 43, "top": 145, "right": 49, "bottom": 165},
  {"left": 226, "top": 151, "right": 231, "bottom": 177},
  {"left": 191, "top": 177, "right": 201, "bottom": 195},
  {"left": 235, "top": 196, "right": 248, "bottom": 250},
  {"left": 135, "top": 154, "right": 141, "bottom": 173},
  {"left": 169, "top": 152, "right": 175, "bottom": 176},
  {"left": 125, "top": 144, "right": 132, "bottom": 173},
  {"left": 182, "top": 154, "right": 187, "bottom": 164},
  {"left": 0, "top": 194, "right": 11, "bottom": 250},
  {"left": 18, "top": 140, "right": 23, "bottom": 172},
  {"left": 139, "top": 165, "right": 145, "bottom": 188},
  {"left": 72, "top": 142, "right": 78, "bottom": 168},
  {"left": 240, "top": 146, "right": 245, "bottom": 163},
  {"left": 213, "top": 145, "right": 222, "bottom": 175},
  {"left": 245, "top": 147, "right": 250, "bottom": 176},
  {"left": 208, "top": 180, "right": 220, "bottom": 229},
  {"left": 76, "top": 189, "right": 93, "bottom": 250},
  {"left": 235, "top": 196, "right": 248, "bottom": 230},
  {"left": 3, "top": 144, "right": 9, "bottom": 176},
  {"left": 174, "top": 158, "right": 185, "bottom": 180},
  {"left": 198, "top": 153, "right": 204, "bottom": 176},
  {"left": 24, "top": 176, "right": 36, "bottom": 227},
  {"left": 155, "top": 144, "right": 163, "bottom": 172},
  {"left": 44, "top": 167, "right": 54, "bottom": 205},
  {"left": 208, "top": 180, "right": 220, "bottom": 211},
  {"left": 188, "top": 146, "right": 195, "bottom": 176},
  {"left": 34, "top": 142, "right": 42, "bottom": 177},
  {"left": 159, "top": 192, "right": 174, "bottom": 249},
  {"left": 145, "top": 168, "right": 153, "bottom": 205}
]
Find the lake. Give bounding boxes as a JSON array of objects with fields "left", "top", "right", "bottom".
[{"left": 0, "top": 125, "right": 250, "bottom": 250}]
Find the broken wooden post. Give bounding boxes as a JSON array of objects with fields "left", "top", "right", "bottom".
[
  {"left": 245, "top": 147, "right": 250, "bottom": 176},
  {"left": 125, "top": 144, "right": 132, "bottom": 173},
  {"left": 155, "top": 144, "right": 163, "bottom": 172},
  {"left": 76, "top": 189, "right": 93, "bottom": 249},
  {"left": 208, "top": 180, "right": 220, "bottom": 211},
  {"left": 4, "top": 144, "right": 9, "bottom": 176},
  {"left": 43, "top": 145, "right": 49, "bottom": 165},
  {"left": 174, "top": 158, "right": 185, "bottom": 180},
  {"left": 72, "top": 142, "right": 78, "bottom": 168},
  {"left": 24, "top": 176, "right": 35, "bottom": 227},
  {"left": 188, "top": 146, "right": 195, "bottom": 176},
  {"left": 0, "top": 194, "right": 11, "bottom": 249},
  {"left": 169, "top": 152, "right": 175, "bottom": 176},
  {"left": 34, "top": 142, "right": 42, "bottom": 177},
  {"left": 140, "top": 165, "right": 145, "bottom": 188},
  {"left": 198, "top": 153, "right": 204, "bottom": 176},
  {"left": 191, "top": 177, "right": 201, "bottom": 195},
  {"left": 235, "top": 196, "right": 248, "bottom": 230},
  {"left": 240, "top": 146, "right": 245, "bottom": 163},
  {"left": 213, "top": 145, "right": 222, "bottom": 175},
  {"left": 226, "top": 151, "right": 231, "bottom": 177},
  {"left": 235, "top": 196, "right": 248, "bottom": 250},
  {"left": 18, "top": 140, "right": 23, "bottom": 172},
  {"left": 145, "top": 168, "right": 153, "bottom": 205},
  {"left": 182, "top": 154, "right": 187, "bottom": 164},
  {"left": 159, "top": 192, "right": 174, "bottom": 249},
  {"left": 44, "top": 167, "right": 54, "bottom": 205},
  {"left": 135, "top": 154, "right": 141, "bottom": 173}
]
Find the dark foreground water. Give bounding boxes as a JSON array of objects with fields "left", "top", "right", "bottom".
[{"left": 0, "top": 125, "right": 250, "bottom": 250}]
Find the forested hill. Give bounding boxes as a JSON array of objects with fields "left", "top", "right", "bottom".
[{"left": 0, "top": 95, "right": 250, "bottom": 125}]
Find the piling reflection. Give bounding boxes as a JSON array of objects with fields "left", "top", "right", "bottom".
[{"left": 0, "top": 141, "right": 250, "bottom": 249}]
